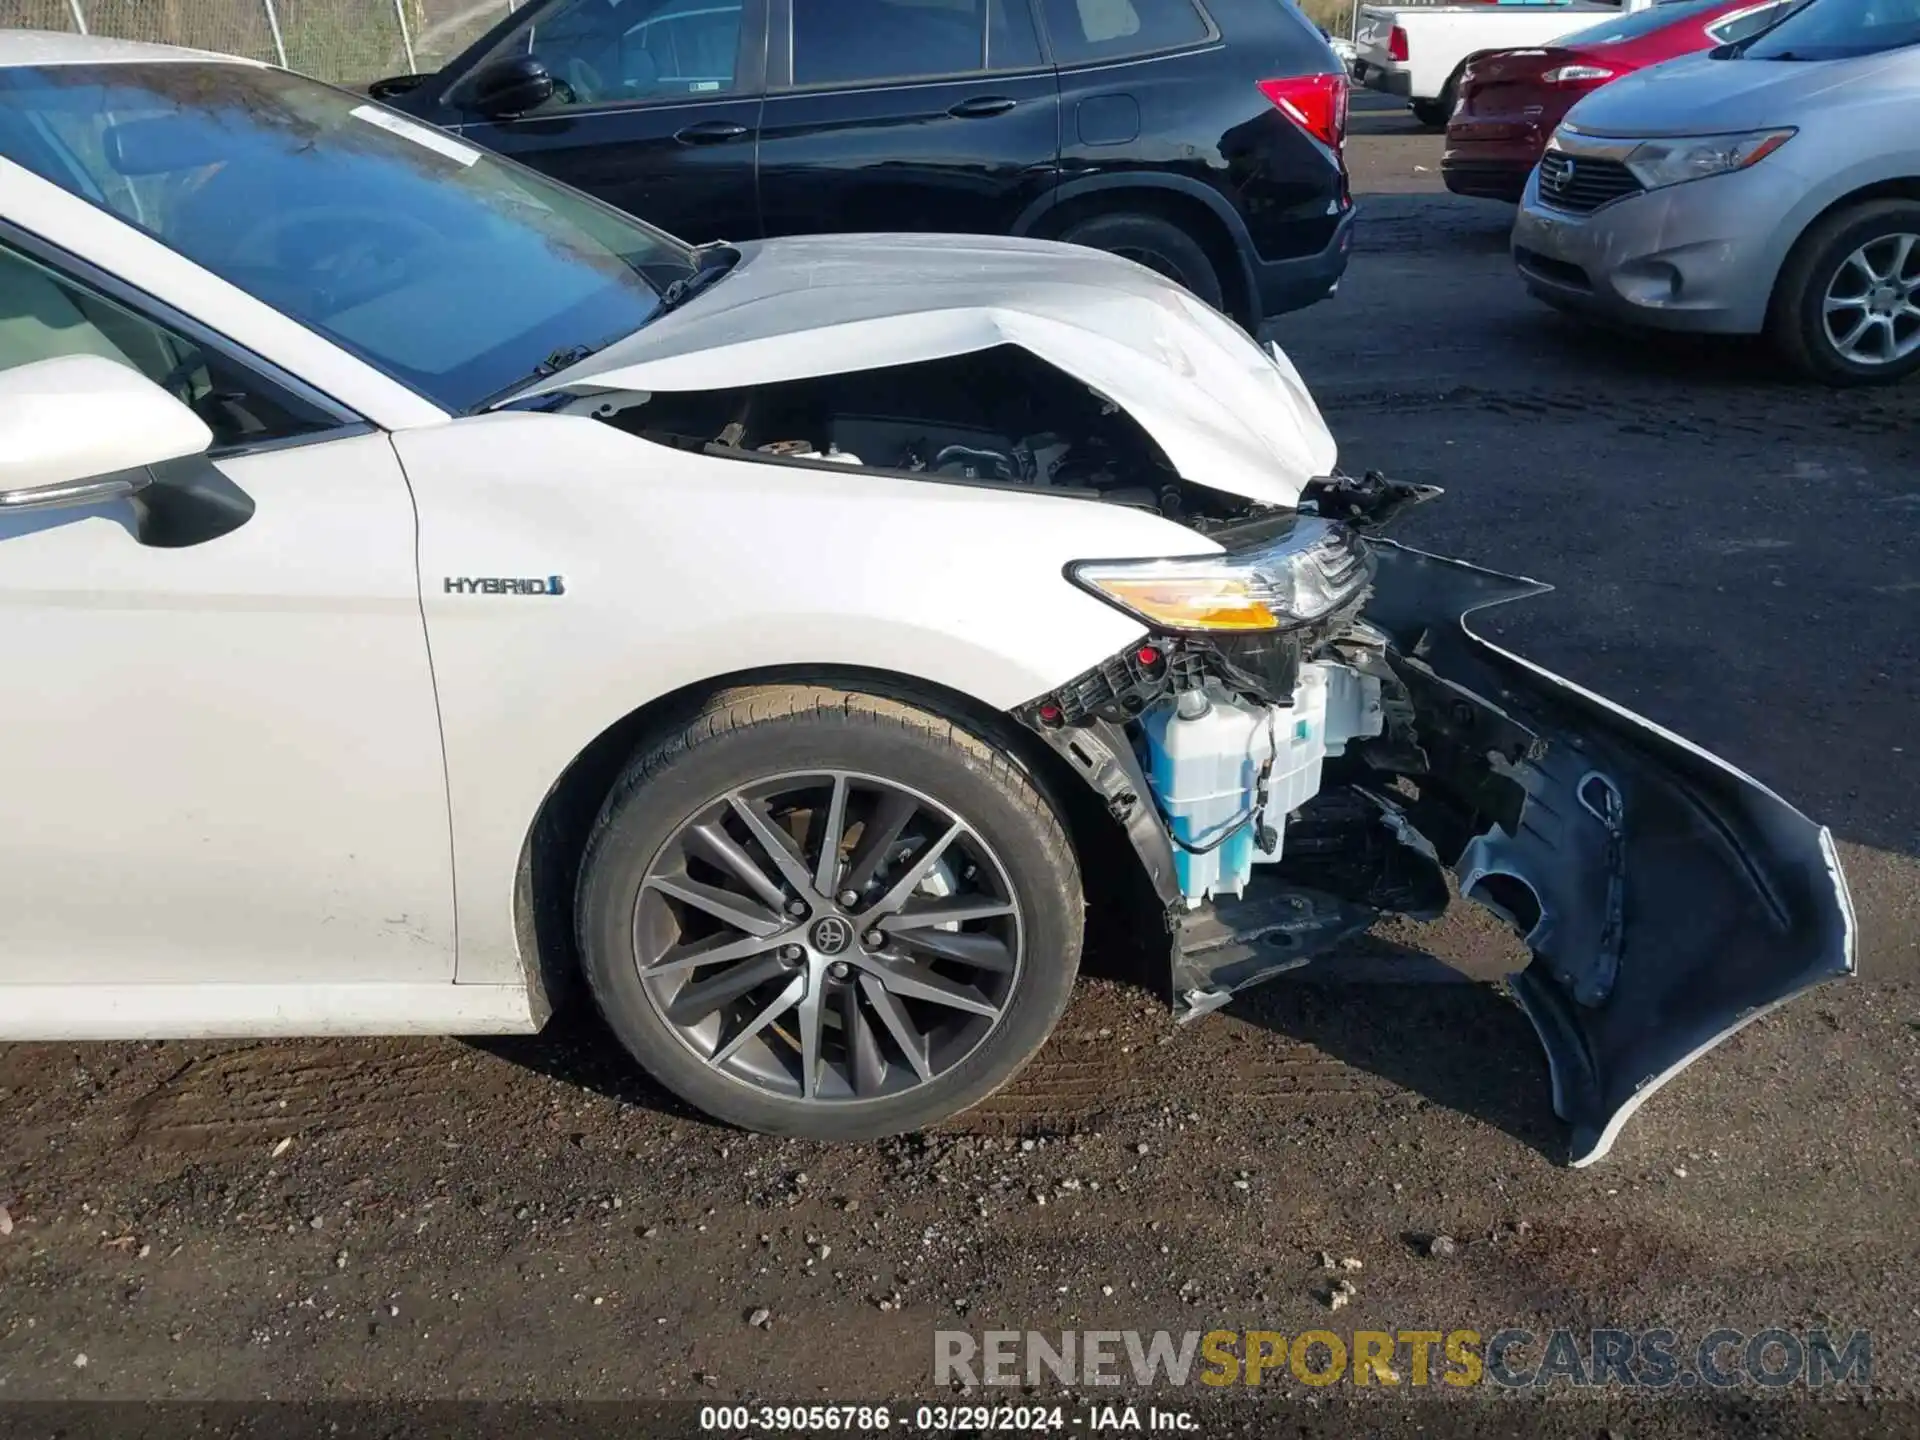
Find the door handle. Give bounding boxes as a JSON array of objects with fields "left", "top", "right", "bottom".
[
  {"left": 948, "top": 96, "right": 1018, "bottom": 119},
  {"left": 675, "top": 120, "right": 750, "bottom": 144}
]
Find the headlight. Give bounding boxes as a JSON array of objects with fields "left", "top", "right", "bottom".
[
  {"left": 1622, "top": 128, "right": 1795, "bottom": 191},
  {"left": 1071, "top": 517, "right": 1373, "bottom": 633}
]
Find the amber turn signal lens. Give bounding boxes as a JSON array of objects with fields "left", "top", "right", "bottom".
[{"left": 1079, "top": 576, "right": 1280, "bottom": 632}]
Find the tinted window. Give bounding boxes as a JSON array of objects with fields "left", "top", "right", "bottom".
[
  {"left": 484, "top": 0, "right": 746, "bottom": 107},
  {"left": 1556, "top": 0, "right": 1719, "bottom": 44},
  {"left": 1708, "top": 1, "right": 1793, "bottom": 41},
  {"left": 1039, "top": 0, "right": 1211, "bottom": 64},
  {"left": 0, "top": 64, "right": 694, "bottom": 413},
  {"left": 991, "top": 0, "right": 1048, "bottom": 68},
  {"left": 0, "top": 242, "right": 336, "bottom": 451},
  {"left": 793, "top": 0, "right": 1042, "bottom": 85},
  {"left": 1744, "top": 0, "right": 1920, "bottom": 56}
]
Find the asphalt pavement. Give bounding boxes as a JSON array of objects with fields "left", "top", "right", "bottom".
[{"left": 1, "top": 97, "right": 1915, "bottom": 1438}]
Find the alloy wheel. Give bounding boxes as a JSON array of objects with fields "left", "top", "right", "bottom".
[
  {"left": 633, "top": 771, "right": 1023, "bottom": 1103},
  {"left": 1822, "top": 232, "right": 1920, "bottom": 366}
]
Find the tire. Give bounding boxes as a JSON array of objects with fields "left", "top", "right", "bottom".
[
  {"left": 1769, "top": 199, "right": 1920, "bottom": 386},
  {"left": 576, "top": 685, "right": 1083, "bottom": 1140},
  {"left": 1412, "top": 66, "right": 1462, "bottom": 131},
  {"left": 1059, "top": 211, "right": 1227, "bottom": 312}
]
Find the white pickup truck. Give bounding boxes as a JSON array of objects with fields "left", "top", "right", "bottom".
[{"left": 1354, "top": 0, "right": 1657, "bottom": 127}]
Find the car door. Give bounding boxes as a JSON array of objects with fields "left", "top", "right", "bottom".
[
  {"left": 442, "top": 0, "right": 769, "bottom": 243},
  {"left": 0, "top": 230, "right": 456, "bottom": 993},
  {"left": 757, "top": 0, "right": 1061, "bottom": 238}
]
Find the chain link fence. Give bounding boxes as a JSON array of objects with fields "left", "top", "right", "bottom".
[{"left": 0, "top": 0, "right": 521, "bottom": 84}]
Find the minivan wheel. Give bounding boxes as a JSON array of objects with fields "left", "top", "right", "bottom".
[
  {"left": 1771, "top": 200, "right": 1920, "bottom": 385},
  {"left": 1060, "top": 212, "right": 1226, "bottom": 312},
  {"left": 576, "top": 686, "right": 1083, "bottom": 1139}
]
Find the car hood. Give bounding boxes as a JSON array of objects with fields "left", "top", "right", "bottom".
[
  {"left": 1564, "top": 50, "right": 1906, "bottom": 134},
  {"left": 520, "top": 232, "right": 1337, "bottom": 508}
]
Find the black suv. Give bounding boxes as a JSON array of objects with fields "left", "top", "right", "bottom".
[{"left": 373, "top": 0, "right": 1354, "bottom": 325}]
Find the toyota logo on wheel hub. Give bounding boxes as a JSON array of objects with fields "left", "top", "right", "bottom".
[{"left": 809, "top": 916, "right": 854, "bottom": 955}]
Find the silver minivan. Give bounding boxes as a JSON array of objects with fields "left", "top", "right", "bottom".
[{"left": 1511, "top": 0, "right": 1920, "bottom": 384}]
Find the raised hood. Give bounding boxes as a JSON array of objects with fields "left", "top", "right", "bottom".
[
  {"left": 1564, "top": 50, "right": 1905, "bottom": 135},
  {"left": 520, "top": 232, "right": 1337, "bottom": 508}
]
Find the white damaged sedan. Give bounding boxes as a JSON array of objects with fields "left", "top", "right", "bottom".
[{"left": 0, "top": 33, "right": 1853, "bottom": 1164}]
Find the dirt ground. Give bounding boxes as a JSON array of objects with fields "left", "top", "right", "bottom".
[{"left": 2, "top": 99, "right": 1916, "bottom": 1438}]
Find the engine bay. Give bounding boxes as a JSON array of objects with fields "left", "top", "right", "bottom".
[{"left": 577, "top": 345, "right": 1261, "bottom": 523}]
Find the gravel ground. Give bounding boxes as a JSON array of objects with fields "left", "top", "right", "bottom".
[{"left": 1, "top": 98, "right": 1916, "bottom": 1438}]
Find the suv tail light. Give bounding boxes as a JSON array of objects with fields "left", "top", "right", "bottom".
[
  {"left": 1387, "top": 25, "right": 1409, "bottom": 62},
  {"left": 1258, "top": 73, "right": 1350, "bottom": 151}
]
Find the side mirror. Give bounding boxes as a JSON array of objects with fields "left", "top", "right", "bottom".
[
  {"left": 368, "top": 72, "right": 433, "bottom": 102},
  {"left": 470, "top": 54, "right": 557, "bottom": 118},
  {"left": 0, "top": 355, "right": 212, "bottom": 516}
]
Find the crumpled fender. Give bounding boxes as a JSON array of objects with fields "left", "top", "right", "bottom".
[{"left": 1365, "top": 541, "right": 1857, "bottom": 1166}]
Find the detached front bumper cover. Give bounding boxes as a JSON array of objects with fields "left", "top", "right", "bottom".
[{"left": 1365, "top": 542, "right": 1858, "bottom": 1166}]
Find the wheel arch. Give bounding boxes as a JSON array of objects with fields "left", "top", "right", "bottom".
[
  {"left": 1764, "top": 174, "right": 1920, "bottom": 322},
  {"left": 1015, "top": 175, "right": 1259, "bottom": 327},
  {"left": 511, "top": 664, "right": 1163, "bottom": 1016}
]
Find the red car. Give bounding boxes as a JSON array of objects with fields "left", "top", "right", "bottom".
[{"left": 1442, "top": 0, "right": 1797, "bottom": 202}]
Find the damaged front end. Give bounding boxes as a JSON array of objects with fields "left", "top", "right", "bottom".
[
  {"left": 1019, "top": 479, "right": 1856, "bottom": 1167},
  {"left": 513, "top": 232, "right": 1852, "bottom": 1164}
]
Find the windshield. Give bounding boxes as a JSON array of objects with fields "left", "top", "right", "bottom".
[
  {"left": 1743, "top": 0, "right": 1920, "bottom": 56},
  {"left": 0, "top": 63, "right": 696, "bottom": 412},
  {"left": 1557, "top": 0, "right": 1720, "bottom": 45}
]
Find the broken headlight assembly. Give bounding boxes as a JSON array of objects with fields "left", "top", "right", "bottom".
[
  {"left": 1044, "top": 517, "right": 1388, "bottom": 916},
  {"left": 1069, "top": 516, "right": 1374, "bottom": 634}
]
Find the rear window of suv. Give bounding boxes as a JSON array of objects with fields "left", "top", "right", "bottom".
[
  {"left": 794, "top": 0, "right": 1046, "bottom": 85},
  {"left": 1039, "top": 0, "right": 1215, "bottom": 65}
]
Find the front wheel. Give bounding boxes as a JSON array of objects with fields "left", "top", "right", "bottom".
[
  {"left": 1770, "top": 200, "right": 1920, "bottom": 386},
  {"left": 575, "top": 686, "right": 1084, "bottom": 1139}
]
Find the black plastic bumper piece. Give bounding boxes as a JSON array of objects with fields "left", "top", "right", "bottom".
[{"left": 1363, "top": 542, "right": 1856, "bottom": 1166}]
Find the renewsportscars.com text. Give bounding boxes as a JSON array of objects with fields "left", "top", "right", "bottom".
[{"left": 934, "top": 1327, "right": 1872, "bottom": 1390}]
